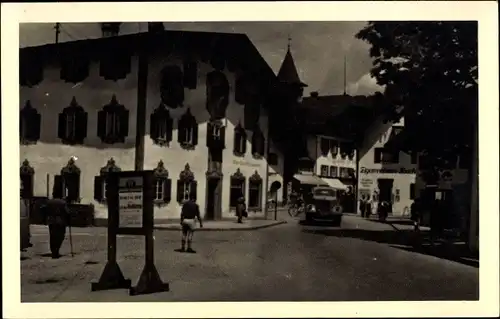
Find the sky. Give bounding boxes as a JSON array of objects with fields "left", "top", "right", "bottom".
[{"left": 19, "top": 22, "right": 383, "bottom": 97}]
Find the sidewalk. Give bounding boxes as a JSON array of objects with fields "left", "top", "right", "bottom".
[{"left": 155, "top": 219, "right": 286, "bottom": 231}]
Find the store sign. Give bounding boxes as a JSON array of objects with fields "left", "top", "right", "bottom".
[
  {"left": 360, "top": 167, "right": 417, "bottom": 174},
  {"left": 233, "top": 159, "right": 260, "bottom": 168},
  {"left": 360, "top": 178, "right": 373, "bottom": 187}
]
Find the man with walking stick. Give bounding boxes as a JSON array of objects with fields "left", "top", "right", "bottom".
[{"left": 41, "top": 194, "right": 73, "bottom": 259}]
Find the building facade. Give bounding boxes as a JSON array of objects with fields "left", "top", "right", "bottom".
[
  {"left": 19, "top": 25, "right": 285, "bottom": 223},
  {"left": 356, "top": 117, "right": 417, "bottom": 217}
]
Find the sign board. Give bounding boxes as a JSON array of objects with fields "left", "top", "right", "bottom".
[
  {"left": 118, "top": 176, "right": 144, "bottom": 228},
  {"left": 360, "top": 178, "right": 373, "bottom": 188}
]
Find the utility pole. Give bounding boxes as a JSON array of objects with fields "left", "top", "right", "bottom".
[
  {"left": 343, "top": 55, "right": 347, "bottom": 95},
  {"left": 54, "top": 23, "right": 61, "bottom": 44}
]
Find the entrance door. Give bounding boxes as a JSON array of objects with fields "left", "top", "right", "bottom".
[
  {"left": 377, "top": 178, "right": 394, "bottom": 214},
  {"left": 205, "top": 178, "right": 221, "bottom": 220}
]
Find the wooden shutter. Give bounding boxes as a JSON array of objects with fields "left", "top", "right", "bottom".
[
  {"left": 58, "top": 113, "right": 67, "bottom": 139},
  {"left": 165, "top": 117, "right": 173, "bottom": 143},
  {"left": 177, "top": 120, "right": 186, "bottom": 143},
  {"left": 163, "top": 179, "right": 172, "bottom": 203},
  {"left": 52, "top": 175, "right": 64, "bottom": 199},
  {"left": 21, "top": 174, "right": 34, "bottom": 199},
  {"left": 150, "top": 112, "right": 159, "bottom": 140},
  {"left": 97, "top": 110, "right": 107, "bottom": 140},
  {"left": 31, "top": 112, "right": 41, "bottom": 141},
  {"left": 119, "top": 109, "right": 129, "bottom": 140},
  {"left": 258, "top": 133, "right": 265, "bottom": 155},
  {"left": 176, "top": 180, "right": 184, "bottom": 203},
  {"left": 191, "top": 123, "right": 198, "bottom": 146},
  {"left": 75, "top": 111, "right": 88, "bottom": 143},
  {"left": 191, "top": 181, "right": 198, "bottom": 201},
  {"left": 93, "top": 176, "right": 103, "bottom": 201},
  {"left": 65, "top": 173, "right": 80, "bottom": 202},
  {"left": 220, "top": 125, "right": 226, "bottom": 149}
]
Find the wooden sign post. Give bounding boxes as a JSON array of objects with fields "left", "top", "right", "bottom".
[{"left": 91, "top": 170, "right": 169, "bottom": 296}]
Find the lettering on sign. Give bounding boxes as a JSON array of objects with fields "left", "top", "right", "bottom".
[
  {"left": 232, "top": 159, "right": 260, "bottom": 168},
  {"left": 360, "top": 167, "right": 417, "bottom": 174},
  {"left": 118, "top": 177, "right": 143, "bottom": 228},
  {"left": 360, "top": 178, "right": 373, "bottom": 187}
]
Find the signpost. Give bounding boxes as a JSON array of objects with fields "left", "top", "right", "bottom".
[{"left": 91, "top": 170, "right": 169, "bottom": 296}]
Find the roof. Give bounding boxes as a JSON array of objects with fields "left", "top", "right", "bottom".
[
  {"left": 20, "top": 29, "right": 279, "bottom": 94},
  {"left": 277, "top": 48, "right": 307, "bottom": 87}
]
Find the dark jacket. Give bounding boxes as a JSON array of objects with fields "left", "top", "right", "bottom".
[
  {"left": 236, "top": 200, "right": 247, "bottom": 217},
  {"left": 42, "top": 198, "right": 70, "bottom": 226},
  {"left": 181, "top": 200, "right": 201, "bottom": 220}
]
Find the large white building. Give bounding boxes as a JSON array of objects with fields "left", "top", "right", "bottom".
[
  {"left": 19, "top": 24, "right": 287, "bottom": 224},
  {"left": 356, "top": 117, "right": 417, "bottom": 217}
]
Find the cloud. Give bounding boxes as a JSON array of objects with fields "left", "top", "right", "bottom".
[{"left": 347, "top": 73, "right": 384, "bottom": 95}]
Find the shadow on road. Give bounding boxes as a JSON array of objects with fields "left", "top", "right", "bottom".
[{"left": 301, "top": 227, "right": 479, "bottom": 268}]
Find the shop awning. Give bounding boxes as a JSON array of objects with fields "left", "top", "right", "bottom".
[
  {"left": 321, "top": 178, "right": 349, "bottom": 190},
  {"left": 293, "top": 174, "right": 328, "bottom": 186}
]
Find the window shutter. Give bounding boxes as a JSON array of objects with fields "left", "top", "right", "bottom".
[
  {"left": 191, "top": 123, "right": 198, "bottom": 146},
  {"left": 65, "top": 173, "right": 80, "bottom": 202},
  {"left": 58, "top": 113, "right": 67, "bottom": 139},
  {"left": 191, "top": 181, "right": 198, "bottom": 201},
  {"left": 258, "top": 134, "right": 265, "bottom": 155},
  {"left": 176, "top": 180, "right": 184, "bottom": 203},
  {"left": 320, "top": 138, "right": 329, "bottom": 155},
  {"left": 241, "top": 133, "right": 247, "bottom": 154},
  {"left": 97, "top": 110, "right": 107, "bottom": 140},
  {"left": 75, "top": 111, "right": 88, "bottom": 143},
  {"left": 30, "top": 112, "right": 42, "bottom": 141},
  {"left": 150, "top": 112, "right": 159, "bottom": 140},
  {"left": 119, "top": 109, "right": 129, "bottom": 140},
  {"left": 163, "top": 179, "right": 172, "bottom": 203},
  {"left": 93, "top": 176, "right": 103, "bottom": 201},
  {"left": 52, "top": 175, "right": 64, "bottom": 199},
  {"left": 166, "top": 117, "right": 173, "bottom": 143},
  {"left": 177, "top": 121, "right": 186, "bottom": 143},
  {"left": 220, "top": 125, "right": 226, "bottom": 149},
  {"left": 21, "top": 174, "right": 34, "bottom": 198}
]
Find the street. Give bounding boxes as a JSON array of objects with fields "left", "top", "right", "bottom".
[{"left": 21, "top": 214, "right": 479, "bottom": 302}]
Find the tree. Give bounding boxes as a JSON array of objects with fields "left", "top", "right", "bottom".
[{"left": 356, "top": 22, "right": 478, "bottom": 170}]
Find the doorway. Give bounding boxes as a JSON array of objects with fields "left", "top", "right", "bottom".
[
  {"left": 377, "top": 178, "right": 394, "bottom": 214},
  {"left": 205, "top": 177, "right": 222, "bottom": 220}
]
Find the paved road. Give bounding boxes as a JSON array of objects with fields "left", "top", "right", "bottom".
[{"left": 21, "top": 215, "right": 478, "bottom": 302}]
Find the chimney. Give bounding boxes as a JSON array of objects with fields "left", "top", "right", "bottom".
[
  {"left": 100, "top": 23, "right": 121, "bottom": 38},
  {"left": 310, "top": 91, "right": 319, "bottom": 98},
  {"left": 148, "top": 22, "right": 165, "bottom": 33}
]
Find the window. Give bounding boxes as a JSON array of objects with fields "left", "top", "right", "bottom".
[
  {"left": 178, "top": 108, "right": 198, "bottom": 149},
  {"left": 374, "top": 148, "right": 399, "bottom": 164},
  {"left": 339, "top": 167, "right": 351, "bottom": 178},
  {"left": 206, "top": 70, "right": 230, "bottom": 121},
  {"left": 410, "top": 183, "right": 416, "bottom": 200},
  {"left": 20, "top": 100, "right": 41, "bottom": 145},
  {"left": 150, "top": 104, "right": 174, "bottom": 146},
  {"left": 94, "top": 158, "right": 122, "bottom": 204},
  {"left": 248, "top": 171, "right": 263, "bottom": 210},
  {"left": 59, "top": 157, "right": 81, "bottom": 203},
  {"left": 233, "top": 122, "right": 247, "bottom": 156},
  {"left": 20, "top": 159, "right": 34, "bottom": 199},
  {"left": 268, "top": 153, "right": 278, "bottom": 166},
  {"left": 320, "top": 137, "right": 339, "bottom": 157},
  {"left": 230, "top": 169, "right": 245, "bottom": 208},
  {"left": 97, "top": 95, "right": 129, "bottom": 144},
  {"left": 206, "top": 121, "right": 226, "bottom": 149},
  {"left": 329, "top": 166, "right": 338, "bottom": 178},
  {"left": 176, "top": 163, "right": 197, "bottom": 203},
  {"left": 394, "top": 189, "right": 400, "bottom": 202},
  {"left": 183, "top": 59, "right": 198, "bottom": 90},
  {"left": 320, "top": 165, "right": 329, "bottom": 177},
  {"left": 58, "top": 97, "right": 88, "bottom": 145},
  {"left": 251, "top": 126, "right": 265, "bottom": 158},
  {"left": 153, "top": 160, "right": 172, "bottom": 204}
]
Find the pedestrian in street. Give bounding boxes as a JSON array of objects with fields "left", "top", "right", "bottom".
[
  {"left": 236, "top": 196, "right": 247, "bottom": 224},
  {"left": 41, "top": 198, "right": 71, "bottom": 259},
  {"left": 360, "top": 196, "right": 366, "bottom": 218},
  {"left": 180, "top": 196, "right": 203, "bottom": 253},
  {"left": 411, "top": 198, "right": 421, "bottom": 232}
]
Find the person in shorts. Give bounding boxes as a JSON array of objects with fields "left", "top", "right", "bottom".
[{"left": 180, "top": 197, "right": 203, "bottom": 253}]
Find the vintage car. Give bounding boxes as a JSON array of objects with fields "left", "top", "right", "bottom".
[{"left": 304, "top": 186, "right": 343, "bottom": 226}]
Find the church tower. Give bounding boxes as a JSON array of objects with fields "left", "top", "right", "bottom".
[{"left": 277, "top": 37, "right": 308, "bottom": 103}]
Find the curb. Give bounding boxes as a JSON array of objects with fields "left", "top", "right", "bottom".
[{"left": 154, "top": 220, "right": 287, "bottom": 231}]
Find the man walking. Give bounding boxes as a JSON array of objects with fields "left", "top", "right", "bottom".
[
  {"left": 41, "top": 198, "right": 71, "bottom": 259},
  {"left": 180, "top": 196, "right": 203, "bottom": 253},
  {"left": 236, "top": 196, "right": 247, "bottom": 224}
]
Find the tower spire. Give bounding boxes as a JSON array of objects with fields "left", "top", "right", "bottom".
[
  {"left": 287, "top": 34, "right": 292, "bottom": 51},
  {"left": 343, "top": 55, "right": 347, "bottom": 95}
]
